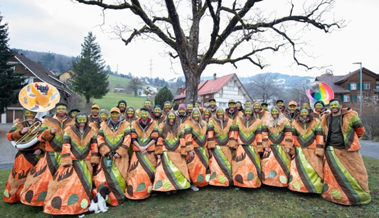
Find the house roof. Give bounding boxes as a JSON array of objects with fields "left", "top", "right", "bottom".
[
  {"left": 15, "top": 53, "right": 74, "bottom": 96},
  {"left": 315, "top": 75, "right": 350, "bottom": 94},
  {"left": 175, "top": 74, "right": 235, "bottom": 100},
  {"left": 335, "top": 67, "right": 379, "bottom": 84}
]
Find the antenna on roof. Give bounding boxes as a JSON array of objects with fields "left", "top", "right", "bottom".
[
  {"left": 214, "top": 73, "right": 216, "bottom": 80},
  {"left": 325, "top": 69, "right": 333, "bottom": 75}
]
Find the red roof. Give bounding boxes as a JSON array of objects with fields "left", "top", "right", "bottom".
[{"left": 175, "top": 73, "right": 235, "bottom": 100}]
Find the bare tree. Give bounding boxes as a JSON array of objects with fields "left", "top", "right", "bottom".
[
  {"left": 74, "top": 0, "right": 342, "bottom": 104},
  {"left": 143, "top": 86, "right": 153, "bottom": 98},
  {"left": 247, "top": 74, "right": 280, "bottom": 102},
  {"left": 128, "top": 76, "right": 143, "bottom": 96}
]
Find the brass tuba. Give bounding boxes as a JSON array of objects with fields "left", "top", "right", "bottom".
[{"left": 11, "top": 82, "right": 61, "bottom": 149}]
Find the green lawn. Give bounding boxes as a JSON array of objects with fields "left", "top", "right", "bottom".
[
  {"left": 92, "top": 92, "right": 151, "bottom": 111},
  {"left": 1, "top": 157, "right": 378, "bottom": 217},
  {"left": 108, "top": 74, "right": 130, "bottom": 90}
]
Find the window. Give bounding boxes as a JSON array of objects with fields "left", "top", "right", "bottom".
[
  {"left": 24, "top": 77, "right": 34, "bottom": 84},
  {"left": 219, "top": 94, "right": 223, "bottom": 98},
  {"left": 363, "top": 83, "right": 370, "bottom": 90},
  {"left": 373, "top": 95, "right": 378, "bottom": 100},
  {"left": 343, "top": 95, "right": 350, "bottom": 102},
  {"left": 350, "top": 83, "right": 357, "bottom": 90}
]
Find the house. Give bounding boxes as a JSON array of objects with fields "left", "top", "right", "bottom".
[
  {"left": 58, "top": 69, "right": 73, "bottom": 83},
  {"left": 315, "top": 67, "right": 379, "bottom": 107},
  {"left": 138, "top": 85, "right": 158, "bottom": 97},
  {"left": 174, "top": 73, "right": 253, "bottom": 108},
  {"left": 1, "top": 53, "right": 75, "bottom": 123}
]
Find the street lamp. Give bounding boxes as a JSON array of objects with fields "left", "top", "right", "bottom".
[{"left": 353, "top": 62, "right": 362, "bottom": 116}]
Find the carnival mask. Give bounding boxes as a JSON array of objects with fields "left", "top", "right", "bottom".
[
  {"left": 192, "top": 111, "right": 200, "bottom": 118},
  {"left": 187, "top": 104, "right": 193, "bottom": 110},
  {"left": 262, "top": 105, "right": 268, "bottom": 110},
  {"left": 111, "top": 112, "right": 120, "bottom": 119},
  {"left": 253, "top": 104, "right": 261, "bottom": 110},
  {"left": 168, "top": 113, "right": 175, "bottom": 120},
  {"left": 119, "top": 103, "right": 126, "bottom": 109},
  {"left": 24, "top": 110, "right": 35, "bottom": 117},
  {"left": 217, "top": 109, "right": 224, "bottom": 117},
  {"left": 144, "top": 101, "right": 151, "bottom": 107},
  {"left": 236, "top": 103, "right": 241, "bottom": 108},
  {"left": 204, "top": 110, "right": 210, "bottom": 116},
  {"left": 91, "top": 108, "right": 99, "bottom": 113},
  {"left": 245, "top": 108, "right": 252, "bottom": 115},
  {"left": 71, "top": 111, "right": 78, "bottom": 117},
  {"left": 154, "top": 108, "right": 161, "bottom": 114},
  {"left": 302, "top": 103, "right": 310, "bottom": 109},
  {"left": 289, "top": 105, "right": 296, "bottom": 111},
  {"left": 209, "top": 101, "right": 216, "bottom": 107},
  {"left": 245, "top": 102, "right": 251, "bottom": 107},
  {"left": 164, "top": 103, "right": 171, "bottom": 109},
  {"left": 100, "top": 113, "right": 108, "bottom": 120},
  {"left": 300, "top": 109, "right": 309, "bottom": 117},
  {"left": 277, "top": 102, "right": 283, "bottom": 107},
  {"left": 315, "top": 103, "right": 323, "bottom": 109},
  {"left": 141, "top": 110, "right": 149, "bottom": 118},
  {"left": 330, "top": 101, "right": 340, "bottom": 110},
  {"left": 271, "top": 109, "right": 279, "bottom": 116},
  {"left": 179, "top": 109, "right": 185, "bottom": 114},
  {"left": 76, "top": 115, "right": 87, "bottom": 124},
  {"left": 56, "top": 106, "right": 67, "bottom": 113},
  {"left": 127, "top": 108, "right": 134, "bottom": 114},
  {"left": 229, "top": 103, "right": 235, "bottom": 109},
  {"left": 195, "top": 103, "right": 199, "bottom": 108}
]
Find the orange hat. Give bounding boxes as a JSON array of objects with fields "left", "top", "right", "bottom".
[
  {"left": 110, "top": 107, "right": 120, "bottom": 114},
  {"left": 91, "top": 104, "right": 100, "bottom": 109},
  {"left": 288, "top": 101, "right": 297, "bottom": 106}
]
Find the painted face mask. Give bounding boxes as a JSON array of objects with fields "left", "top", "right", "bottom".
[
  {"left": 253, "top": 103, "right": 261, "bottom": 110},
  {"left": 144, "top": 101, "right": 151, "bottom": 107},
  {"left": 209, "top": 101, "right": 216, "bottom": 107},
  {"left": 168, "top": 113, "right": 175, "bottom": 120},
  {"left": 262, "top": 105, "right": 268, "bottom": 110},
  {"left": 192, "top": 111, "right": 200, "bottom": 118},
  {"left": 119, "top": 103, "right": 126, "bottom": 109},
  {"left": 205, "top": 110, "right": 210, "bottom": 116},
  {"left": 179, "top": 109, "right": 185, "bottom": 114},
  {"left": 154, "top": 108, "right": 161, "bottom": 114},
  {"left": 24, "top": 110, "right": 35, "bottom": 117},
  {"left": 71, "top": 111, "right": 78, "bottom": 117},
  {"left": 330, "top": 101, "right": 340, "bottom": 110},
  {"left": 245, "top": 102, "right": 251, "bottom": 107},
  {"left": 111, "top": 112, "right": 120, "bottom": 119},
  {"left": 127, "top": 108, "right": 134, "bottom": 114},
  {"left": 245, "top": 108, "right": 252, "bottom": 115},
  {"left": 302, "top": 103, "right": 310, "bottom": 109},
  {"left": 195, "top": 103, "right": 199, "bottom": 108},
  {"left": 236, "top": 103, "right": 241, "bottom": 109},
  {"left": 187, "top": 104, "right": 193, "bottom": 110},
  {"left": 76, "top": 115, "right": 87, "bottom": 124},
  {"left": 229, "top": 103, "right": 235, "bottom": 109},
  {"left": 92, "top": 108, "right": 99, "bottom": 113},
  {"left": 217, "top": 109, "right": 224, "bottom": 117},
  {"left": 300, "top": 109, "right": 309, "bottom": 117},
  {"left": 277, "top": 102, "right": 283, "bottom": 107},
  {"left": 164, "top": 103, "right": 171, "bottom": 109},
  {"left": 271, "top": 109, "right": 279, "bottom": 116},
  {"left": 141, "top": 110, "right": 149, "bottom": 118},
  {"left": 56, "top": 106, "right": 67, "bottom": 113},
  {"left": 315, "top": 103, "right": 323, "bottom": 109},
  {"left": 100, "top": 113, "right": 108, "bottom": 120},
  {"left": 289, "top": 105, "right": 296, "bottom": 111}
]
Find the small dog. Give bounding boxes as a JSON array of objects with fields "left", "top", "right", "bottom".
[{"left": 88, "top": 186, "right": 111, "bottom": 213}]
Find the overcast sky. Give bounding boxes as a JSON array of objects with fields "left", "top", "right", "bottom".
[{"left": 1, "top": 0, "right": 378, "bottom": 80}]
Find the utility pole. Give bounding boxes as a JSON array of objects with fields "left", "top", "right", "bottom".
[{"left": 353, "top": 62, "right": 363, "bottom": 116}]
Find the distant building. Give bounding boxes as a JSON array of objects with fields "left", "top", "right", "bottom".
[
  {"left": 138, "top": 85, "right": 158, "bottom": 97},
  {"left": 174, "top": 73, "right": 253, "bottom": 108},
  {"left": 114, "top": 88, "right": 124, "bottom": 93},
  {"left": 315, "top": 67, "right": 379, "bottom": 107},
  {"left": 58, "top": 69, "right": 73, "bottom": 83},
  {"left": 1, "top": 53, "right": 75, "bottom": 123}
]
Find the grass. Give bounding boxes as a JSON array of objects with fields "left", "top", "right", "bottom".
[
  {"left": 0, "top": 157, "right": 378, "bottom": 217},
  {"left": 108, "top": 75, "right": 130, "bottom": 90},
  {"left": 91, "top": 92, "right": 151, "bottom": 111}
]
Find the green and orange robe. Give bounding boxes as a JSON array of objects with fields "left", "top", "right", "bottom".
[
  {"left": 4, "top": 119, "right": 44, "bottom": 203},
  {"left": 254, "top": 110, "right": 269, "bottom": 122},
  {"left": 232, "top": 116, "right": 262, "bottom": 188},
  {"left": 125, "top": 119, "right": 158, "bottom": 200},
  {"left": 94, "top": 120, "right": 131, "bottom": 206},
  {"left": 261, "top": 115, "right": 293, "bottom": 187},
  {"left": 44, "top": 124, "right": 100, "bottom": 215},
  {"left": 207, "top": 117, "right": 236, "bottom": 187},
  {"left": 321, "top": 108, "right": 371, "bottom": 205},
  {"left": 153, "top": 123, "right": 191, "bottom": 192},
  {"left": 20, "top": 115, "right": 74, "bottom": 206},
  {"left": 184, "top": 120, "right": 209, "bottom": 187},
  {"left": 88, "top": 116, "right": 100, "bottom": 132},
  {"left": 288, "top": 118, "right": 324, "bottom": 194}
]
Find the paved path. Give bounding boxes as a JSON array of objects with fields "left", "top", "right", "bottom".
[{"left": 0, "top": 123, "right": 378, "bottom": 170}]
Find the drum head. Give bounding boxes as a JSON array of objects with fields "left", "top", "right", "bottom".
[{"left": 19, "top": 82, "right": 60, "bottom": 112}]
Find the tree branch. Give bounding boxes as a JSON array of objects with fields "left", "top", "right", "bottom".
[{"left": 121, "top": 26, "right": 148, "bottom": 46}]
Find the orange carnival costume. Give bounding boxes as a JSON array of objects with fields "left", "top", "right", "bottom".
[
  {"left": 43, "top": 115, "right": 100, "bottom": 215},
  {"left": 4, "top": 118, "right": 43, "bottom": 203},
  {"left": 20, "top": 114, "right": 74, "bottom": 206}
]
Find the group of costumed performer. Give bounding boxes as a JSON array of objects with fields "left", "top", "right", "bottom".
[{"left": 3, "top": 97, "right": 371, "bottom": 213}]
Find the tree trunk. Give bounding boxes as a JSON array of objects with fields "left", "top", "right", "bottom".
[
  {"left": 86, "top": 95, "right": 90, "bottom": 104},
  {"left": 184, "top": 69, "right": 201, "bottom": 105}
]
